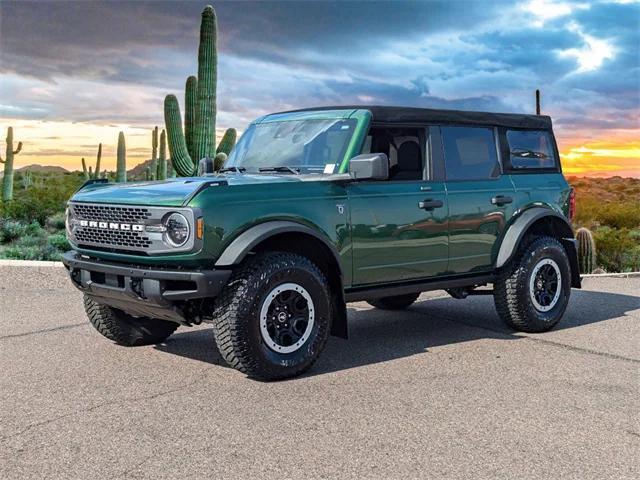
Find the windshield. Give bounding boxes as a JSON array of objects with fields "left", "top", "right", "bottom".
[{"left": 225, "top": 118, "right": 357, "bottom": 174}]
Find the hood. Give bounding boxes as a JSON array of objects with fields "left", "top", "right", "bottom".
[{"left": 70, "top": 174, "right": 307, "bottom": 206}]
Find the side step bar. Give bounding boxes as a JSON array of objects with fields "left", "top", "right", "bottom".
[{"left": 344, "top": 273, "right": 495, "bottom": 302}]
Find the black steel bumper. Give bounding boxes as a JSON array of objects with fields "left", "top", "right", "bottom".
[{"left": 62, "top": 251, "right": 232, "bottom": 324}]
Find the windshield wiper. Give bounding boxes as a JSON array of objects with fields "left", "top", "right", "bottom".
[
  {"left": 258, "top": 166, "right": 300, "bottom": 175},
  {"left": 218, "top": 166, "right": 246, "bottom": 173}
]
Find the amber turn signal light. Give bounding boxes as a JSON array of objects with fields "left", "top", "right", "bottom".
[{"left": 196, "top": 217, "right": 204, "bottom": 239}]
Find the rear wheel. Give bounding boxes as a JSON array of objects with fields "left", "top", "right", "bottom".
[
  {"left": 84, "top": 295, "right": 178, "bottom": 346},
  {"left": 212, "top": 252, "right": 332, "bottom": 380},
  {"left": 494, "top": 236, "right": 571, "bottom": 333},
  {"left": 367, "top": 293, "right": 420, "bottom": 310}
]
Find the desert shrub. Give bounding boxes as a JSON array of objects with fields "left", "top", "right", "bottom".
[
  {"left": 47, "top": 232, "right": 70, "bottom": 251},
  {"left": 45, "top": 212, "right": 67, "bottom": 231},
  {"left": 3, "top": 243, "right": 60, "bottom": 261},
  {"left": 0, "top": 172, "right": 83, "bottom": 224},
  {"left": 596, "top": 203, "right": 640, "bottom": 230},
  {"left": 0, "top": 220, "right": 28, "bottom": 243},
  {"left": 593, "top": 227, "right": 639, "bottom": 272}
]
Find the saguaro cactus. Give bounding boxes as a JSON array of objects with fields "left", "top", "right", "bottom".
[
  {"left": 157, "top": 129, "right": 167, "bottom": 180},
  {"left": 165, "top": 5, "right": 223, "bottom": 177},
  {"left": 0, "top": 127, "right": 23, "bottom": 201},
  {"left": 576, "top": 227, "right": 596, "bottom": 274},
  {"left": 116, "top": 131, "right": 127, "bottom": 183},
  {"left": 81, "top": 143, "right": 103, "bottom": 180}
]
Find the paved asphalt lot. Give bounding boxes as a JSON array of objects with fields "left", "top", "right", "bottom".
[{"left": 0, "top": 266, "right": 638, "bottom": 479}]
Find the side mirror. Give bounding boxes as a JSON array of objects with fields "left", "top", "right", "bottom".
[
  {"left": 198, "top": 157, "right": 215, "bottom": 175},
  {"left": 348, "top": 153, "right": 389, "bottom": 181}
]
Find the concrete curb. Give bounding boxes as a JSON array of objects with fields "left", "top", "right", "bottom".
[
  {"left": 581, "top": 272, "right": 640, "bottom": 278},
  {"left": 0, "top": 259, "right": 64, "bottom": 267}
]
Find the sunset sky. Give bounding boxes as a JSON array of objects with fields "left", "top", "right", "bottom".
[{"left": 1, "top": 0, "right": 638, "bottom": 177}]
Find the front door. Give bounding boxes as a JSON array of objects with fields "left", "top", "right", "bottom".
[
  {"left": 440, "top": 125, "right": 516, "bottom": 273},
  {"left": 347, "top": 127, "right": 448, "bottom": 286}
]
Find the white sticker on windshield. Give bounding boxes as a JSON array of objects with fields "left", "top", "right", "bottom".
[{"left": 324, "top": 164, "right": 335, "bottom": 174}]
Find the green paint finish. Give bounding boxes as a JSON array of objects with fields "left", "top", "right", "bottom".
[
  {"left": 348, "top": 180, "right": 448, "bottom": 284},
  {"left": 446, "top": 176, "right": 516, "bottom": 274}
]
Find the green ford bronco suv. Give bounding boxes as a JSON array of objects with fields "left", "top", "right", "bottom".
[{"left": 63, "top": 106, "right": 581, "bottom": 380}]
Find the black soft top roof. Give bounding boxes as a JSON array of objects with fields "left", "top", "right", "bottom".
[{"left": 281, "top": 105, "right": 552, "bottom": 130}]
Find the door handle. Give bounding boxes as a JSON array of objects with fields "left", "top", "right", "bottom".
[
  {"left": 491, "top": 195, "right": 513, "bottom": 206},
  {"left": 419, "top": 199, "right": 443, "bottom": 211}
]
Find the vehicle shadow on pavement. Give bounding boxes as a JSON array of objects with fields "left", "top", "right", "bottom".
[{"left": 154, "top": 288, "right": 639, "bottom": 377}]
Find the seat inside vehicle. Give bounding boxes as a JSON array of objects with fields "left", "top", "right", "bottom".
[{"left": 364, "top": 127, "right": 423, "bottom": 180}]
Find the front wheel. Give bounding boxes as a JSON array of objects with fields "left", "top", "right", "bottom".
[
  {"left": 84, "top": 295, "right": 178, "bottom": 346},
  {"left": 494, "top": 236, "right": 571, "bottom": 333},
  {"left": 212, "top": 252, "right": 332, "bottom": 380}
]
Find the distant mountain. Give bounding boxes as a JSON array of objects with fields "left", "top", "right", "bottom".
[
  {"left": 0, "top": 164, "right": 69, "bottom": 178},
  {"left": 17, "top": 164, "right": 69, "bottom": 174},
  {"left": 127, "top": 158, "right": 174, "bottom": 179}
]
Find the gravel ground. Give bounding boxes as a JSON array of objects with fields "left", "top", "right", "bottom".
[{"left": 0, "top": 266, "right": 638, "bottom": 479}]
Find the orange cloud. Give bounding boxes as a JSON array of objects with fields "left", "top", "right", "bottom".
[{"left": 560, "top": 140, "right": 640, "bottom": 177}]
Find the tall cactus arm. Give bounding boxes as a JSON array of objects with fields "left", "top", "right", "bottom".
[
  {"left": 184, "top": 76, "right": 197, "bottom": 160},
  {"left": 13, "top": 142, "right": 23, "bottom": 155},
  {"left": 164, "top": 94, "right": 196, "bottom": 177},
  {"left": 193, "top": 5, "right": 218, "bottom": 162},
  {"left": 216, "top": 128, "right": 237, "bottom": 155},
  {"left": 94, "top": 143, "right": 102, "bottom": 179}
]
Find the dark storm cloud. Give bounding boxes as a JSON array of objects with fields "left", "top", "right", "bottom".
[{"left": 0, "top": 0, "right": 638, "bottom": 137}]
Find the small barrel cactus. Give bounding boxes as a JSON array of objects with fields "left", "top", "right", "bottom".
[{"left": 576, "top": 227, "right": 596, "bottom": 274}]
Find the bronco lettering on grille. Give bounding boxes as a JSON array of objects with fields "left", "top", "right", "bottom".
[{"left": 79, "top": 220, "right": 144, "bottom": 231}]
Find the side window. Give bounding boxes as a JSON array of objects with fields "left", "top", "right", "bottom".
[
  {"left": 441, "top": 126, "right": 500, "bottom": 181},
  {"left": 366, "top": 127, "right": 424, "bottom": 181},
  {"left": 506, "top": 130, "right": 556, "bottom": 169}
]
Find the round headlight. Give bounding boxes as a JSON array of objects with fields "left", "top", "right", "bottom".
[{"left": 164, "top": 213, "right": 190, "bottom": 247}]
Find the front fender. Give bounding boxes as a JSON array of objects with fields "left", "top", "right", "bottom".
[{"left": 214, "top": 220, "right": 342, "bottom": 275}]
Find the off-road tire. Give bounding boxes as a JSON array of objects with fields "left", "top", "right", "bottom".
[
  {"left": 494, "top": 236, "right": 571, "bottom": 333},
  {"left": 211, "top": 252, "right": 332, "bottom": 381},
  {"left": 367, "top": 293, "right": 420, "bottom": 310},
  {"left": 84, "top": 295, "right": 178, "bottom": 346}
]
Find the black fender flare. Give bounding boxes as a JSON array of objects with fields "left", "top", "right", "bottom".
[
  {"left": 214, "top": 221, "right": 342, "bottom": 273},
  {"left": 495, "top": 207, "right": 581, "bottom": 288}
]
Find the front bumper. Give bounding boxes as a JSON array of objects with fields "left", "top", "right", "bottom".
[{"left": 62, "top": 251, "right": 231, "bottom": 324}]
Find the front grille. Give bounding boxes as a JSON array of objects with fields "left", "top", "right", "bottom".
[
  {"left": 74, "top": 227, "right": 152, "bottom": 249},
  {"left": 70, "top": 203, "right": 152, "bottom": 250},
  {"left": 71, "top": 204, "right": 152, "bottom": 223},
  {"left": 67, "top": 202, "right": 197, "bottom": 255}
]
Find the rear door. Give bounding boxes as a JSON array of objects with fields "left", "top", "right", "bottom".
[{"left": 441, "top": 125, "right": 516, "bottom": 274}]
